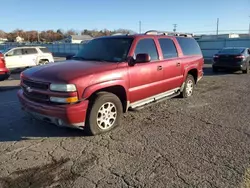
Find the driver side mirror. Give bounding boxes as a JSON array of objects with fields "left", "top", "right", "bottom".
[{"left": 128, "top": 53, "right": 151, "bottom": 66}]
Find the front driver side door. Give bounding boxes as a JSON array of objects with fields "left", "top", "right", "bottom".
[
  {"left": 128, "top": 38, "right": 164, "bottom": 104},
  {"left": 5, "top": 49, "right": 23, "bottom": 69}
]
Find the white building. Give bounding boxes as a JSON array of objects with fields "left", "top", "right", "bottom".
[
  {"left": 198, "top": 33, "right": 240, "bottom": 40},
  {"left": 15, "top": 36, "right": 24, "bottom": 43},
  {"left": 63, "top": 35, "right": 93, "bottom": 44},
  {"left": 0, "top": 37, "right": 8, "bottom": 44}
]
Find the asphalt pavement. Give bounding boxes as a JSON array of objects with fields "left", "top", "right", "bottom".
[{"left": 0, "top": 64, "right": 250, "bottom": 188}]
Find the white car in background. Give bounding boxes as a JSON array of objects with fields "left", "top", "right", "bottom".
[{"left": 2, "top": 46, "right": 54, "bottom": 69}]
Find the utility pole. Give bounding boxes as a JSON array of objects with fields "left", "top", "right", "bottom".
[
  {"left": 216, "top": 18, "right": 219, "bottom": 37},
  {"left": 173, "top": 24, "right": 177, "bottom": 32},
  {"left": 139, "top": 21, "right": 142, "bottom": 34},
  {"left": 248, "top": 16, "right": 250, "bottom": 36},
  {"left": 37, "top": 31, "right": 40, "bottom": 43}
]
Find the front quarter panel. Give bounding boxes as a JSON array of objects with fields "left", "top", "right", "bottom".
[
  {"left": 76, "top": 64, "right": 129, "bottom": 100},
  {"left": 82, "top": 79, "right": 128, "bottom": 99}
]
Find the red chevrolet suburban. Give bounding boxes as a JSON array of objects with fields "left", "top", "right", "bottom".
[
  {"left": 18, "top": 30, "right": 204, "bottom": 135},
  {"left": 0, "top": 52, "right": 10, "bottom": 81}
]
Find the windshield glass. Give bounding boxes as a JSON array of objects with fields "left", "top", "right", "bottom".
[
  {"left": 73, "top": 37, "right": 133, "bottom": 62},
  {"left": 218, "top": 48, "right": 244, "bottom": 54}
]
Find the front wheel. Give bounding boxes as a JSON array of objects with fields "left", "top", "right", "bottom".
[
  {"left": 38, "top": 60, "right": 49, "bottom": 65},
  {"left": 180, "top": 74, "right": 195, "bottom": 98},
  {"left": 85, "top": 92, "right": 123, "bottom": 135}
]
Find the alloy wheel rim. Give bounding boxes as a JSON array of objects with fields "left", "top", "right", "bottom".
[
  {"left": 97, "top": 102, "right": 117, "bottom": 130},
  {"left": 186, "top": 80, "right": 193, "bottom": 96}
]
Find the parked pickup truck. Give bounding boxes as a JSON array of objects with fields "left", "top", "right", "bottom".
[{"left": 18, "top": 30, "right": 204, "bottom": 135}]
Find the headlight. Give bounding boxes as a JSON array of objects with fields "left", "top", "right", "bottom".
[
  {"left": 50, "top": 84, "right": 76, "bottom": 92},
  {"left": 50, "top": 96, "right": 78, "bottom": 103}
]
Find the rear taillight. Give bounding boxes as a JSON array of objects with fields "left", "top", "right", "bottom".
[{"left": 235, "top": 55, "right": 244, "bottom": 59}]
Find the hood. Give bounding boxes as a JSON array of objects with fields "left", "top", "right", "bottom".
[{"left": 22, "top": 60, "right": 118, "bottom": 83}]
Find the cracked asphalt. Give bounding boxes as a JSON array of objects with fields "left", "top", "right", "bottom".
[{"left": 0, "top": 64, "right": 250, "bottom": 188}]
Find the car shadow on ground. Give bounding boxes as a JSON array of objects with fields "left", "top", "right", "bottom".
[
  {"left": 0, "top": 85, "right": 20, "bottom": 91},
  {"left": 203, "top": 67, "right": 243, "bottom": 76},
  {"left": 0, "top": 117, "right": 90, "bottom": 142}
]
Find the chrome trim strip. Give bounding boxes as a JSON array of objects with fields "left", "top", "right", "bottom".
[{"left": 129, "top": 87, "right": 180, "bottom": 109}]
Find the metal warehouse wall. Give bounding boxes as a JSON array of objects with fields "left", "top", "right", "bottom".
[
  {"left": 197, "top": 38, "right": 250, "bottom": 59},
  {"left": 1, "top": 38, "right": 250, "bottom": 59}
]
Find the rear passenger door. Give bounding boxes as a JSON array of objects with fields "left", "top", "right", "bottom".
[
  {"left": 158, "top": 38, "right": 184, "bottom": 91},
  {"left": 22, "top": 48, "right": 38, "bottom": 67},
  {"left": 128, "top": 38, "right": 164, "bottom": 103}
]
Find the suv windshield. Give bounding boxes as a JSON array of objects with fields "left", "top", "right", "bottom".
[{"left": 73, "top": 37, "right": 133, "bottom": 62}]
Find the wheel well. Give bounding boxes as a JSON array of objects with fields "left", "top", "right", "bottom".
[
  {"left": 188, "top": 69, "right": 198, "bottom": 83},
  {"left": 39, "top": 59, "right": 49, "bottom": 62},
  {"left": 89, "top": 85, "right": 127, "bottom": 113}
]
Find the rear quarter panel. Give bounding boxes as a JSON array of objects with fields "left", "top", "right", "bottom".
[{"left": 180, "top": 55, "right": 204, "bottom": 81}]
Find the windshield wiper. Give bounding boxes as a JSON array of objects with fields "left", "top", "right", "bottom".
[
  {"left": 84, "top": 58, "right": 109, "bottom": 62},
  {"left": 71, "top": 56, "right": 88, "bottom": 60}
]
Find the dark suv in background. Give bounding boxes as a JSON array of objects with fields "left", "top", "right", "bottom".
[{"left": 212, "top": 47, "right": 250, "bottom": 73}]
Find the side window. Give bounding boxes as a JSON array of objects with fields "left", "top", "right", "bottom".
[
  {"left": 13, "top": 49, "right": 22, "bottom": 56},
  {"left": 158, "top": 38, "right": 178, "bottom": 59},
  {"left": 176, "top": 37, "right": 202, "bottom": 56},
  {"left": 134, "top": 39, "right": 159, "bottom": 61},
  {"left": 23, "top": 48, "right": 37, "bottom": 55}
]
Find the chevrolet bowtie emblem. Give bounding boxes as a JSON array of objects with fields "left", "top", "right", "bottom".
[{"left": 26, "top": 87, "right": 33, "bottom": 93}]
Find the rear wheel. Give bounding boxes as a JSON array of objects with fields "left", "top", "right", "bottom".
[
  {"left": 85, "top": 92, "right": 123, "bottom": 135},
  {"left": 180, "top": 74, "right": 195, "bottom": 98}
]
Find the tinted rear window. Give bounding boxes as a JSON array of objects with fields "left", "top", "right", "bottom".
[
  {"left": 39, "top": 47, "right": 50, "bottom": 53},
  {"left": 218, "top": 48, "right": 245, "bottom": 54},
  {"left": 176, "top": 37, "right": 202, "bottom": 56}
]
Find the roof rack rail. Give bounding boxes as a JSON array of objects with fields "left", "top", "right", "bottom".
[
  {"left": 144, "top": 30, "right": 193, "bottom": 37},
  {"left": 111, "top": 33, "right": 130, "bottom": 36}
]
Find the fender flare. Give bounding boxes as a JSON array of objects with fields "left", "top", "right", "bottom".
[{"left": 82, "top": 79, "right": 128, "bottom": 100}]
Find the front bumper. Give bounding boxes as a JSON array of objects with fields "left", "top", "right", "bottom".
[{"left": 17, "top": 90, "right": 89, "bottom": 129}]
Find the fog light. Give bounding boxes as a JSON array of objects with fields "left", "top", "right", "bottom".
[{"left": 57, "top": 119, "right": 63, "bottom": 126}]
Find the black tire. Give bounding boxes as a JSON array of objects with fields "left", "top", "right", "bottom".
[
  {"left": 38, "top": 60, "right": 49, "bottom": 65},
  {"left": 242, "top": 62, "right": 249, "bottom": 74},
  {"left": 180, "top": 74, "right": 195, "bottom": 98},
  {"left": 85, "top": 92, "right": 123, "bottom": 135}
]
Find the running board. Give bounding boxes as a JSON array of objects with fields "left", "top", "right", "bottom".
[{"left": 128, "top": 88, "right": 180, "bottom": 111}]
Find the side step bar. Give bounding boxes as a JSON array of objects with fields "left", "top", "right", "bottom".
[{"left": 129, "top": 88, "right": 180, "bottom": 111}]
